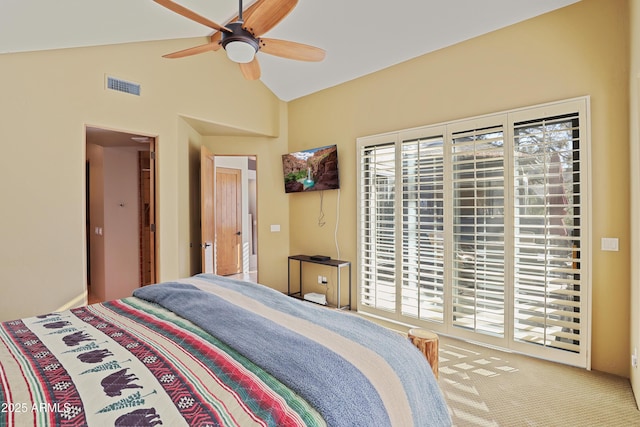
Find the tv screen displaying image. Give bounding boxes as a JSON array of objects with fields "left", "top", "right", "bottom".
[{"left": 282, "top": 145, "right": 340, "bottom": 193}]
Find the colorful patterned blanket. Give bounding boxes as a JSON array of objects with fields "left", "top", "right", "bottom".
[{"left": 0, "top": 274, "right": 451, "bottom": 426}]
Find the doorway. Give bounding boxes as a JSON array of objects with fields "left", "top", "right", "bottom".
[
  {"left": 200, "top": 148, "right": 258, "bottom": 281},
  {"left": 85, "top": 126, "right": 157, "bottom": 303},
  {"left": 215, "top": 167, "right": 243, "bottom": 276}
]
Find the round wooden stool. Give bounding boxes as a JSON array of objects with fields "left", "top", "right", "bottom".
[{"left": 408, "top": 328, "right": 439, "bottom": 378}]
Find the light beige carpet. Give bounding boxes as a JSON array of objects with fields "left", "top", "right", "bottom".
[{"left": 436, "top": 336, "right": 640, "bottom": 426}]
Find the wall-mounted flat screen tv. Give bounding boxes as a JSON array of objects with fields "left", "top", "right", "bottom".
[{"left": 282, "top": 144, "right": 340, "bottom": 193}]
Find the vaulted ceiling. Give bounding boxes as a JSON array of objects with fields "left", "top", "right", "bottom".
[{"left": 1, "top": 0, "right": 580, "bottom": 101}]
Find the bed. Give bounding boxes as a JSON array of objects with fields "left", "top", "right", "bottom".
[{"left": 0, "top": 274, "right": 451, "bottom": 426}]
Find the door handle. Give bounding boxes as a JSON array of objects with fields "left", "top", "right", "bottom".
[{"left": 202, "top": 243, "right": 211, "bottom": 248}]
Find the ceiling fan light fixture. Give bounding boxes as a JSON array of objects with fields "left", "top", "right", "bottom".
[
  {"left": 221, "top": 21, "right": 259, "bottom": 64},
  {"left": 225, "top": 40, "right": 257, "bottom": 63},
  {"left": 155, "top": 0, "right": 324, "bottom": 81}
]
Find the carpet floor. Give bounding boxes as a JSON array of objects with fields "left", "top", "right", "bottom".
[{"left": 436, "top": 335, "right": 640, "bottom": 426}]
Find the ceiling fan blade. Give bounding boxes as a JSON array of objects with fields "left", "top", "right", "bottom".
[
  {"left": 259, "top": 38, "right": 325, "bottom": 62},
  {"left": 162, "top": 42, "right": 220, "bottom": 59},
  {"left": 209, "top": 32, "right": 223, "bottom": 50},
  {"left": 239, "top": 58, "right": 261, "bottom": 80},
  {"left": 243, "top": 0, "right": 298, "bottom": 37},
  {"left": 154, "top": 0, "right": 231, "bottom": 32}
]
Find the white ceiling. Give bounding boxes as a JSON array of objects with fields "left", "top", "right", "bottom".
[{"left": 1, "top": 0, "right": 579, "bottom": 101}]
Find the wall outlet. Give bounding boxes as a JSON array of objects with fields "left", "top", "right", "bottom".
[
  {"left": 601, "top": 237, "right": 619, "bottom": 251},
  {"left": 321, "top": 276, "right": 328, "bottom": 285},
  {"left": 632, "top": 347, "right": 638, "bottom": 368},
  {"left": 318, "top": 275, "right": 323, "bottom": 284}
]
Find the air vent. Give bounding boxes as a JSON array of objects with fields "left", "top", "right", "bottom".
[{"left": 106, "top": 75, "right": 141, "bottom": 96}]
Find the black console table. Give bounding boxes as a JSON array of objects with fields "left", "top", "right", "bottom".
[{"left": 287, "top": 255, "right": 351, "bottom": 310}]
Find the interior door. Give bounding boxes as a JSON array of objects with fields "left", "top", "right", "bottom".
[
  {"left": 138, "top": 144, "right": 156, "bottom": 286},
  {"left": 200, "top": 146, "right": 215, "bottom": 273},
  {"left": 215, "top": 167, "right": 243, "bottom": 276},
  {"left": 148, "top": 139, "right": 156, "bottom": 284}
]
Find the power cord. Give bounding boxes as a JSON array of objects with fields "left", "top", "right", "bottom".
[
  {"left": 318, "top": 191, "right": 326, "bottom": 227},
  {"left": 318, "top": 189, "right": 341, "bottom": 260},
  {"left": 335, "top": 188, "right": 341, "bottom": 260}
]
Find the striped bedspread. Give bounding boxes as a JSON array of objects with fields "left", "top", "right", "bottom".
[{"left": 0, "top": 274, "right": 451, "bottom": 426}]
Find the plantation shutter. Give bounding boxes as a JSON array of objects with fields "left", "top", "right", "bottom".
[
  {"left": 450, "top": 126, "right": 506, "bottom": 336},
  {"left": 401, "top": 135, "right": 445, "bottom": 323},
  {"left": 359, "top": 141, "right": 397, "bottom": 312},
  {"left": 357, "top": 97, "right": 589, "bottom": 368},
  {"left": 511, "top": 113, "right": 583, "bottom": 353}
]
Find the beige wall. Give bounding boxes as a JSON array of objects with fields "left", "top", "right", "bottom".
[
  {"left": 288, "top": 0, "right": 631, "bottom": 376},
  {"left": 182, "top": 118, "right": 205, "bottom": 276},
  {"left": 0, "top": 0, "right": 633, "bottom": 381},
  {"left": 202, "top": 102, "right": 291, "bottom": 292},
  {"left": 0, "top": 37, "right": 283, "bottom": 321},
  {"left": 87, "top": 143, "right": 106, "bottom": 301},
  {"left": 629, "top": 0, "right": 640, "bottom": 405}
]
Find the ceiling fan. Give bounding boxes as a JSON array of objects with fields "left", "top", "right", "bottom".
[{"left": 154, "top": 0, "right": 326, "bottom": 80}]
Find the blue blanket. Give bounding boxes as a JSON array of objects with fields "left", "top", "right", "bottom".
[{"left": 134, "top": 274, "right": 451, "bottom": 426}]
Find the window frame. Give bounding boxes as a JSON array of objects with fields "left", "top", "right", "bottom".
[{"left": 356, "top": 97, "right": 592, "bottom": 368}]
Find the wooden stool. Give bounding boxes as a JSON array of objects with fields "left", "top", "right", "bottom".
[{"left": 408, "top": 328, "right": 439, "bottom": 378}]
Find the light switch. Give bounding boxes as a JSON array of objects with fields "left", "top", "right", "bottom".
[
  {"left": 601, "top": 237, "right": 619, "bottom": 251},
  {"left": 270, "top": 224, "right": 281, "bottom": 232}
]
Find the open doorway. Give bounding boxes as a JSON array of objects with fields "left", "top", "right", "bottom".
[
  {"left": 200, "top": 149, "right": 258, "bottom": 282},
  {"left": 85, "top": 126, "right": 157, "bottom": 303}
]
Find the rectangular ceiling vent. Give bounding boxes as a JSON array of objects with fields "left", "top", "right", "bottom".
[{"left": 106, "top": 75, "right": 141, "bottom": 96}]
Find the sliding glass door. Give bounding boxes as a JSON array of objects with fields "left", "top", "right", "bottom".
[{"left": 357, "top": 98, "right": 590, "bottom": 367}]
